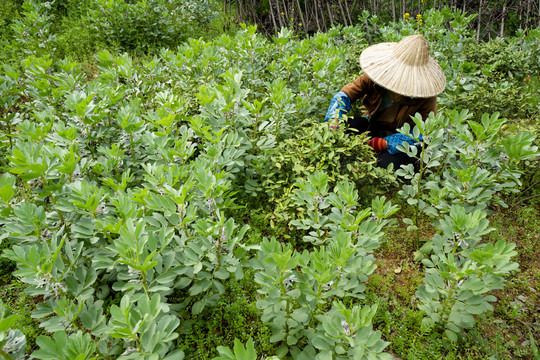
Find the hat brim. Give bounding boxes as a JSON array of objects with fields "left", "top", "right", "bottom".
[{"left": 360, "top": 42, "right": 446, "bottom": 98}]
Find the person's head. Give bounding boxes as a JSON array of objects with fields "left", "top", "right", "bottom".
[{"left": 359, "top": 34, "right": 446, "bottom": 98}]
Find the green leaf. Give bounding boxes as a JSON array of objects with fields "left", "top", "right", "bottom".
[
  {"left": 310, "top": 335, "right": 332, "bottom": 350},
  {"left": 444, "top": 329, "right": 458, "bottom": 342},
  {"left": 269, "top": 331, "right": 286, "bottom": 343},
  {"left": 214, "top": 267, "right": 230, "bottom": 280},
  {"left": 192, "top": 300, "right": 205, "bottom": 315},
  {"left": 287, "top": 335, "right": 298, "bottom": 345},
  {"left": 33, "top": 331, "right": 68, "bottom": 359},
  {"left": 291, "top": 307, "right": 309, "bottom": 324}
]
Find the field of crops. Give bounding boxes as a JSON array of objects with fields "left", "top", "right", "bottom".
[{"left": 0, "top": 3, "right": 539, "bottom": 360}]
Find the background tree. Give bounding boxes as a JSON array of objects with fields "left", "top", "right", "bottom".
[{"left": 225, "top": 0, "right": 540, "bottom": 39}]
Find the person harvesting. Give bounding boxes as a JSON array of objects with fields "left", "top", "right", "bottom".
[{"left": 325, "top": 34, "right": 446, "bottom": 169}]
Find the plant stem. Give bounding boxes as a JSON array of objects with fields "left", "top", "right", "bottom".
[
  {"left": 129, "top": 133, "right": 136, "bottom": 163},
  {"left": 415, "top": 146, "right": 426, "bottom": 249}
]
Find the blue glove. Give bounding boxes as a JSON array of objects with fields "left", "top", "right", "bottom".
[
  {"left": 324, "top": 91, "right": 351, "bottom": 122},
  {"left": 384, "top": 133, "right": 423, "bottom": 155}
]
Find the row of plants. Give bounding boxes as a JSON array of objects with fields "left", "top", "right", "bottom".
[{"left": 0, "top": 6, "right": 538, "bottom": 359}]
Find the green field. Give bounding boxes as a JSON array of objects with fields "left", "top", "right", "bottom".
[{"left": 0, "top": 1, "right": 539, "bottom": 359}]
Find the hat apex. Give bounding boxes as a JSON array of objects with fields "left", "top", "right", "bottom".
[{"left": 359, "top": 34, "right": 446, "bottom": 98}]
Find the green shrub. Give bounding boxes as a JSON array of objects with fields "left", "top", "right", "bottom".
[
  {"left": 263, "top": 120, "right": 396, "bottom": 225},
  {"left": 463, "top": 38, "right": 534, "bottom": 82},
  {"left": 0, "top": 0, "right": 23, "bottom": 38},
  {"left": 85, "top": 0, "right": 219, "bottom": 54}
]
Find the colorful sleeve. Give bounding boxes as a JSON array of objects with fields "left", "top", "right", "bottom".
[
  {"left": 384, "top": 133, "right": 424, "bottom": 155},
  {"left": 324, "top": 91, "right": 351, "bottom": 122}
]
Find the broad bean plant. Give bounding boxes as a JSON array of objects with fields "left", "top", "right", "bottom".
[
  {"left": 0, "top": 22, "right": 377, "bottom": 359},
  {"left": 254, "top": 171, "right": 397, "bottom": 358},
  {"left": 396, "top": 110, "right": 538, "bottom": 341}
]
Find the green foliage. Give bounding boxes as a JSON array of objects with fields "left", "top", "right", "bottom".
[
  {"left": 6, "top": 1, "right": 57, "bottom": 61},
  {"left": 397, "top": 110, "right": 537, "bottom": 231},
  {"left": 253, "top": 173, "right": 398, "bottom": 358},
  {"left": 0, "top": 5, "right": 538, "bottom": 359},
  {"left": 177, "top": 272, "right": 275, "bottom": 358},
  {"left": 212, "top": 337, "right": 277, "bottom": 360},
  {"left": 33, "top": 331, "right": 96, "bottom": 360},
  {"left": 441, "top": 32, "right": 540, "bottom": 119},
  {"left": 0, "top": 0, "right": 22, "bottom": 39},
  {"left": 0, "top": 299, "right": 26, "bottom": 359},
  {"left": 2, "top": 0, "right": 224, "bottom": 63},
  {"left": 85, "top": 0, "right": 218, "bottom": 54},
  {"left": 264, "top": 121, "right": 396, "bottom": 224},
  {"left": 395, "top": 109, "right": 538, "bottom": 342}
]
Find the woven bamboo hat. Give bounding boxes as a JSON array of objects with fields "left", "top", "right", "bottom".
[{"left": 359, "top": 34, "right": 446, "bottom": 98}]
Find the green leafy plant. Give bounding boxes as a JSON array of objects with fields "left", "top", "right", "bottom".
[
  {"left": 0, "top": 299, "right": 26, "bottom": 359},
  {"left": 253, "top": 173, "right": 397, "bottom": 358},
  {"left": 416, "top": 208, "right": 519, "bottom": 341},
  {"left": 213, "top": 337, "right": 280, "bottom": 360},
  {"left": 395, "top": 110, "right": 538, "bottom": 342},
  {"left": 0, "top": 7, "right": 538, "bottom": 358},
  {"left": 264, "top": 121, "right": 395, "bottom": 225}
]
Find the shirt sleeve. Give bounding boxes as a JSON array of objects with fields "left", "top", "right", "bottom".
[
  {"left": 340, "top": 73, "right": 373, "bottom": 104},
  {"left": 417, "top": 96, "right": 437, "bottom": 120}
]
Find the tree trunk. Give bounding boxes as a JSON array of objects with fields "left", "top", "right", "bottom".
[
  {"left": 337, "top": 0, "right": 349, "bottom": 26},
  {"left": 275, "top": 0, "right": 284, "bottom": 29},
  {"left": 326, "top": 1, "right": 334, "bottom": 26},
  {"left": 392, "top": 0, "right": 396, "bottom": 22},
  {"left": 312, "top": 0, "right": 322, "bottom": 32},
  {"left": 344, "top": 0, "right": 353, "bottom": 26},
  {"left": 518, "top": 1, "right": 523, "bottom": 30},
  {"left": 295, "top": 0, "right": 308, "bottom": 34},
  {"left": 477, "top": 0, "right": 483, "bottom": 41},
  {"left": 525, "top": 0, "right": 531, "bottom": 28},
  {"left": 318, "top": 0, "right": 328, "bottom": 32},
  {"left": 281, "top": 0, "right": 289, "bottom": 21},
  {"left": 268, "top": 0, "right": 279, "bottom": 33},
  {"left": 500, "top": 0, "right": 507, "bottom": 37}
]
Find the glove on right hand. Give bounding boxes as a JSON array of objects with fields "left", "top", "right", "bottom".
[{"left": 324, "top": 91, "right": 351, "bottom": 124}]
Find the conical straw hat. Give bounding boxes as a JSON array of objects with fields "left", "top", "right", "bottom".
[{"left": 359, "top": 35, "right": 446, "bottom": 98}]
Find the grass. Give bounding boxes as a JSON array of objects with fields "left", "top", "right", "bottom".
[{"left": 0, "top": 273, "right": 43, "bottom": 352}]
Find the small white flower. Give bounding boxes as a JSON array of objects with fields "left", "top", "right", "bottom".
[
  {"left": 96, "top": 203, "right": 105, "bottom": 215},
  {"left": 121, "top": 347, "right": 138, "bottom": 355},
  {"left": 341, "top": 320, "right": 351, "bottom": 335},
  {"left": 283, "top": 271, "right": 297, "bottom": 288},
  {"left": 322, "top": 280, "right": 334, "bottom": 289},
  {"left": 205, "top": 197, "right": 215, "bottom": 210},
  {"left": 128, "top": 266, "right": 141, "bottom": 277}
]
